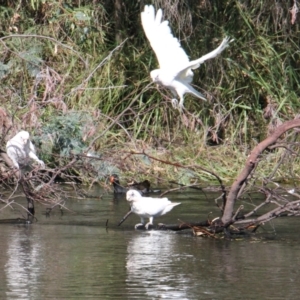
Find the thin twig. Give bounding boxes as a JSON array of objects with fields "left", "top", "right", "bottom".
[{"left": 118, "top": 209, "right": 132, "bottom": 226}]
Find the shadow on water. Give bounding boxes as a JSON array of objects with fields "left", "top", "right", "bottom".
[{"left": 0, "top": 186, "right": 299, "bottom": 299}]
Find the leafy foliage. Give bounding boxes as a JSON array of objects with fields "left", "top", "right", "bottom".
[
  {"left": 0, "top": 0, "right": 300, "bottom": 184},
  {"left": 33, "top": 111, "right": 119, "bottom": 180}
]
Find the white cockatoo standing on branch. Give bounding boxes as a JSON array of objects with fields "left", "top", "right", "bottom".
[{"left": 126, "top": 189, "right": 181, "bottom": 229}]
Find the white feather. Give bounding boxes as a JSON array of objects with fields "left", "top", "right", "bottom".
[
  {"left": 141, "top": 5, "right": 189, "bottom": 72},
  {"left": 126, "top": 189, "right": 180, "bottom": 229},
  {"left": 6, "top": 131, "right": 45, "bottom": 169},
  {"left": 141, "top": 5, "right": 232, "bottom": 110}
]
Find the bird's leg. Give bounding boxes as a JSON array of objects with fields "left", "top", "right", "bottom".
[
  {"left": 171, "top": 98, "right": 179, "bottom": 109},
  {"left": 177, "top": 95, "right": 185, "bottom": 111},
  {"left": 134, "top": 217, "right": 145, "bottom": 229},
  {"left": 145, "top": 217, "right": 154, "bottom": 230}
]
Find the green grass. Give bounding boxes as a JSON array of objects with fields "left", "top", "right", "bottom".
[{"left": 0, "top": 0, "right": 300, "bottom": 185}]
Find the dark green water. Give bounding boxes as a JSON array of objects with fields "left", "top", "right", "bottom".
[{"left": 0, "top": 187, "right": 299, "bottom": 299}]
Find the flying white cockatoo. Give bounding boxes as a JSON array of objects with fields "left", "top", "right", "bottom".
[
  {"left": 6, "top": 130, "right": 45, "bottom": 169},
  {"left": 126, "top": 189, "right": 181, "bottom": 229},
  {"left": 141, "top": 5, "right": 232, "bottom": 110}
]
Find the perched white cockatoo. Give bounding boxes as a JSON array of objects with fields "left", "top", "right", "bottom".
[
  {"left": 6, "top": 130, "right": 45, "bottom": 169},
  {"left": 126, "top": 189, "right": 181, "bottom": 229},
  {"left": 141, "top": 4, "right": 232, "bottom": 110}
]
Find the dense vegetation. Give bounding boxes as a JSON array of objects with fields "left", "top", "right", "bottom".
[{"left": 0, "top": 0, "right": 300, "bottom": 185}]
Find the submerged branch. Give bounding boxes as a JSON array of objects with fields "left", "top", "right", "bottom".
[{"left": 118, "top": 209, "right": 132, "bottom": 226}]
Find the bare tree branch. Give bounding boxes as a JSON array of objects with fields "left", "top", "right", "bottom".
[{"left": 221, "top": 119, "right": 300, "bottom": 226}]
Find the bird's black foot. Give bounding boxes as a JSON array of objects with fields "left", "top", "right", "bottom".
[{"left": 134, "top": 223, "right": 145, "bottom": 230}]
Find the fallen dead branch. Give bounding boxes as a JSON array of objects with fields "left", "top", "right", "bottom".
[{"left": 146, "top": 119, "right": 300, "bottom": 236}]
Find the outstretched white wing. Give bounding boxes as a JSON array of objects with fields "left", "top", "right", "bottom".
[
  {"left": 176, "top": 36, "right": 232, "bottom": 79},
  {"left": 141, "top": 5, "right": 189, "bottom": 71}
]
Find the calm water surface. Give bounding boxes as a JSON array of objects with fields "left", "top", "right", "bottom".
[{"left": 0, "top": 187, "right": 299, "bottom": 299}]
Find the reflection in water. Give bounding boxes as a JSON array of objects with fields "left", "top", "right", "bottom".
[
  {"left": 126, "top": 231, "right": 191, "bottom": 299},
  {"left": 0, "top": 190, "right": 299, "bottom": 299},
  {"left": 5, "top": 228, "right": 42, "bottom": 299}
]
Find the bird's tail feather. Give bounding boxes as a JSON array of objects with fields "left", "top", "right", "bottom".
[
  {"left": 186, "top": 84, "right": 206, "bottom": 101},
  {"left": 162, "top": 202, "right": 181, "bottom": 215}
]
